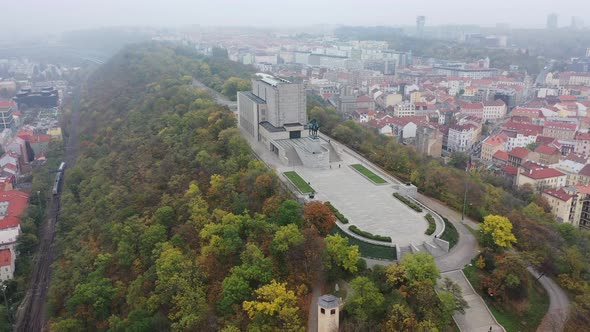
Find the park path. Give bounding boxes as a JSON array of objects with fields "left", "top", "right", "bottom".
[
  {"left": 529, "top": 267, "right": 570, "bottom": 332},
  {"left": 441, "top": 270, "right": 505, "bottom": 332}
]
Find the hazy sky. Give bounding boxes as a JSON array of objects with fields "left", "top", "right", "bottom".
[{"left": 4, "top": 0, "right": 590, "bottom": 32}]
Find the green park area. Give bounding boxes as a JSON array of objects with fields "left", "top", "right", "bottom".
[
  {"left": 283, "top": 171, "right": 314, "bottom": 194},
  {"left": 350, "top": 164, "right": 387, "bottom": 184}
]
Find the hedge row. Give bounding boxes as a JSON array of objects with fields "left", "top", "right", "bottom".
[
  {"left": 441, "top": 217, "right": 459, "bottom": 249},
  {"left": 349, "top": 225, "right": 392, "bottom": 243},
  {"left": 326, "top": 201, "right": 349, "bottom": 224},
  {"left": 393, "top": 193, "right": 423, "bottom": 212},
  {"left": 425, "top": 213, "right": 436, "bottom": 235}
]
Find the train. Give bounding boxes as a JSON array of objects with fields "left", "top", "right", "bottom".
[{"left": 52, "top": 162, "right": 66, "bottom": 195}]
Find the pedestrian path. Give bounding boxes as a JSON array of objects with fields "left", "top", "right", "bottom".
[{"left": 440, "top": 270, "right": 505, "bottom": 332}]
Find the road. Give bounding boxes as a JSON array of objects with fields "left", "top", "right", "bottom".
[
  {"left": 192, "top": 79, "right": 237, "bottom": 111},
  {"left": 13, "top": 84, "right": 82, "bottom": 332}
]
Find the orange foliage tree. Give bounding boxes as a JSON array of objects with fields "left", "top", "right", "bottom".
[{"left": 303, "top": 201, "right": 336, "bottom": 236}]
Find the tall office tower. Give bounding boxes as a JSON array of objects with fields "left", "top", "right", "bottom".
[
  {"left": 416, "top": 16, "right": 425, "bottom": 38},
  {"left": 547, "top": 13, "right": 558, "bottom": 29}
]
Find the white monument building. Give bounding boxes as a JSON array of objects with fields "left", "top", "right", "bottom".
[{"left": 238, "top": 74, "right": 339, "bottom": 168}]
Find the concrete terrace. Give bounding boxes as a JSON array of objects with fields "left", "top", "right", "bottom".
[{"left": 276, "top": 152, "right": 430, "bottom": 247}]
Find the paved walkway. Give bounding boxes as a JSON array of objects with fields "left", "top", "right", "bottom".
[
  {"left": 414, "top": 195, "right": 480, "bottom": 272},
  {"left": 441, "top": 270, "right": 505, "bottom": 332},
  {"left": 529, "top": 267, "right": 570, "bottom": 332}
]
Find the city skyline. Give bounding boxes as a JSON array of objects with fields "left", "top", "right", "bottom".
[{"left": 3, "top": 0, "right": 590, "bottom": 36}]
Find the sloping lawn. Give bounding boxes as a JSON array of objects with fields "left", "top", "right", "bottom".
[
  {"left": 350, "top": 164, "right": 387, "bottom": 184},
  {"left": 283, "top": 171, "right": 314, "bottom": 194}
]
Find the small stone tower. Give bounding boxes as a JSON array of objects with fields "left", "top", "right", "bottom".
[{"left": 318, "top": 294, "right": 340, "bottom": 332}]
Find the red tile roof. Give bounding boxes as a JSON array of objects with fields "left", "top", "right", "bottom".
[
  {"left": 0, "top": 190, "right": 29, "bottom": 218},
  {"left": 356, "top": 95, "right": 372, "bottom": 103},
  {"left": 574, "top": 184, "right": 590, "bottom": 195},
  {"left": 0, "top": 216, "right": 19, "bottom": 230},
  {"left": 575, "top": 131, "right": 590, "bottom": 141},
  {"left": 501, "top": 164, "right": 518, "bottom": 175},
  {"left": 483, "top": 134, "right": 507, "bottom": 146},
  {"left": 509, "top": 147, "right": 531, "bottom": 159},
  {"left": 483, "top": 99, "right": 506, "bottom": 107},
  {"left": 520, "top": 168, "right": 565, "bottom": 180},
  {"left": 459, "top": 102, "right": 483, "bottom": 109},
  {"left": 543, "top": 188, "right": 573, "bottom": 201},
  {"left": 579, "top": 164, "right": 590, "bottom": 177},
  {"left": 559, "top": 95, "right": 577, "bottom": 102},
  {"left": 544, "top": 121, "right": 577, "bottom": 131},
  {"left": 0, "top": 100, "right": 16, "bottom": 109},
  {"left": 503, "top": 121, "right": 543, "bottom": 136},
  {"left": 536, "top": 136, "right": 556, "bottom": 144},
  {"left": 535, "top": 144, "right": 559, "bottom": 155},
  {"left": 0, "top": 249, "right": 10, "bottom": 267},
  {"left": 493, "top": 150, "right": 509, "bottom": 161}
]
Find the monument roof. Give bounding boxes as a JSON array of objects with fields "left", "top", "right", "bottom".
[{"left": 318, "top": 294, "right": 340, "bottom": 309}]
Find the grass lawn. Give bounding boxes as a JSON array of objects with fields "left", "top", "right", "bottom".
[
  {"left": 330, "top": 226, "right": 397, "bottom": 261},
  {"left": 463, "top": 265, "right": 550, "bottom": 332},
  {"left": 283, "top": 171, "right": 314, "bottom": 194},
  {"left": 441, "top": 217, "right": 459, "bottom": 249},
  {"left": 350, "top": 164, "right": 387, "bottom": 184}
]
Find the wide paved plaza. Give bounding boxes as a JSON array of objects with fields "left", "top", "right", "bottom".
[{"left": 276, "top": 151, "right": 430, "bottom": 247}]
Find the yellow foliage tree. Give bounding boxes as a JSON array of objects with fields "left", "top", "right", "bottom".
[
  {"left": 482, "top": 215, "right": 517, "bottom": 248},
  {"left": 243, "top": 280, "right": 304, "bottom": 332}
]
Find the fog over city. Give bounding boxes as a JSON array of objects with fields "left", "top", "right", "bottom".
[
  {"left": 3, "top": 0, "right": 590, "bottom": 35},
  {"left": 3, "top": 0, "right": 590, "bottom": 331}
]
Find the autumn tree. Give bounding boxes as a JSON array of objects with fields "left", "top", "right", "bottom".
[
  {"left": 482, "top": 215, "right": 517, "bottom": 249},
  {"left": 242, "top": 280, "right": 304, "bottom": 332},
  {"left": 324, "top": 234, "right": 360, "bottom": 274},
  {"left": 303, "top": 201, "right": 336, "bottom": 235},
  {"left": 482, "top": 252, "right": 530, "bottom": 301}
]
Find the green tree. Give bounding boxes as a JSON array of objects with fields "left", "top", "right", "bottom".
[
  {"left": 149, "top": 245, "right": 206, "bottom": 330},
  {"left": 345, "top": 276, "right": 385, "bottom": 321},
  {"left": 271, "top": 224, "right": 304, "bottom": 254},
  {"left": 482, "top": 215, "right": 517, "bottom": 248},
  {"left": 218, "top": 243, "right": 274, "bottom": 314},
  {"left": 324, "top": 234, "right": 360, "bottom": 273},
  {"left": 400, "top": 252, "right": 440, "bottom": 285},
  {"left": 275, "top": 200, "right": 303, "bottom": 227},
  {"left": 222, "top": 77, "right": 251, "bottom": 100}
]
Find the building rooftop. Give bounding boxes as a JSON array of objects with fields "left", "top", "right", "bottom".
[
  {"left": 0, "top": 216, "right": 19, "bottom": 230},
  {"left": 509, "top": 147, "right": 531, "bottom": 159},
  {"left": 543, "top": 188, "right": 573, "bottom": 201},
  {"left": 318, "top": 294, "right": 340, "bottom": 309},
  {"left": 493, "top": 150, "right": 509, "bottom": 161},
  {"left": 259, "top": 121, "right": 286, "bottom": 133},
  {"left": 241, "top": 91, "right": 266, "bottom": 104},
  {"left": 520, "top": 168, "right": 565, "bottom": 180},
  {"left": 535, "top": 144, "right": 559, "bottom": 155}
]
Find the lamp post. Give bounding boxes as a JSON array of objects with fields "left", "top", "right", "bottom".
[
  {"left": 461, "top": 177, "right": 468, "bottom": 221},
  {"left": 36, "top": 191, "right": 42, "bottom": 216}
]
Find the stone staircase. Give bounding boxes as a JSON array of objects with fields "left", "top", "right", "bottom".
[{"left": 398, "top": 245, "right": 412, "bottom": 260}]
